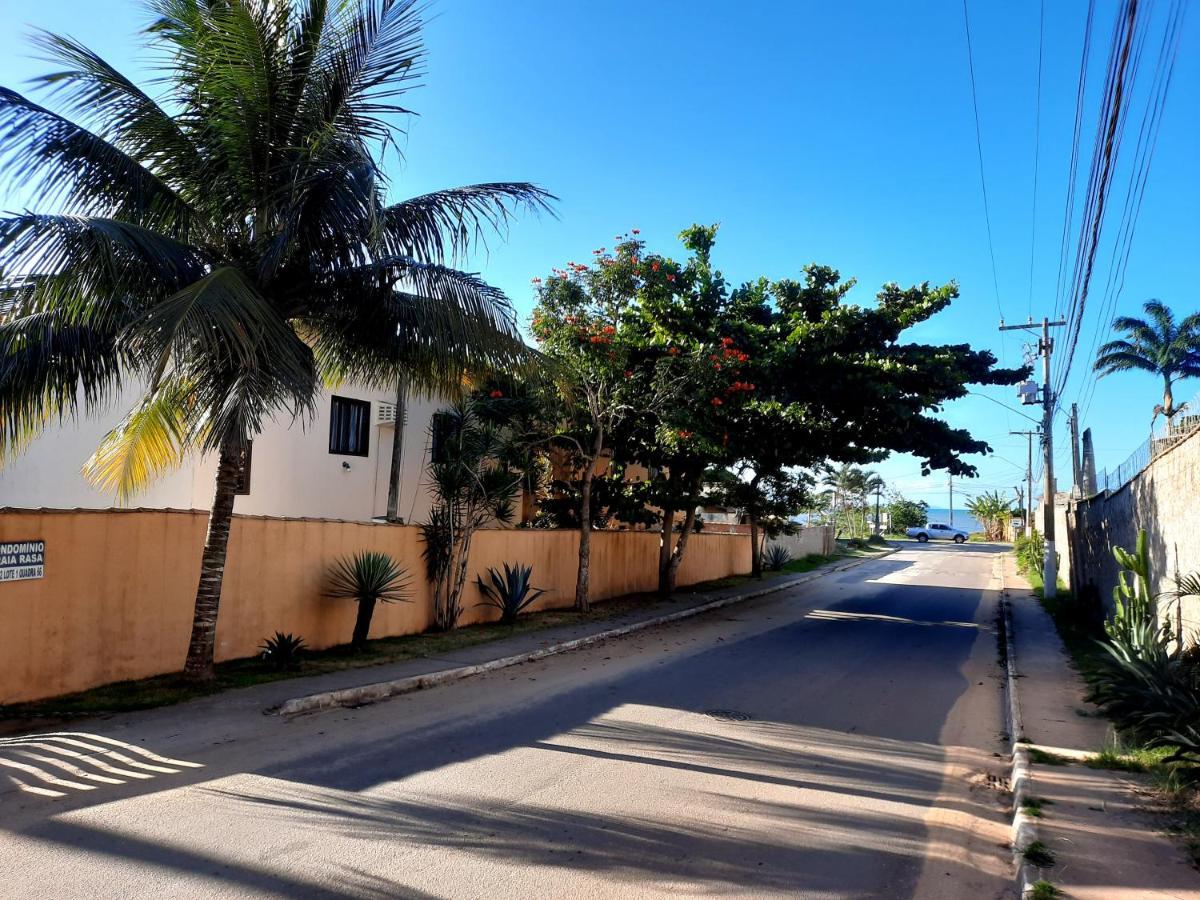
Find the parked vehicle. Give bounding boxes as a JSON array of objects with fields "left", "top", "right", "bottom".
[{"left": 906, "top": 523, "right": 968, "bottom": 543}]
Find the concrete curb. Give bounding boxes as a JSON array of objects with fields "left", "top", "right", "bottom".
[
  {"left": 1000, "top": 562, "right": 1041, "bottom": 899},
  {"left": 277, "top": 549, "right": 896, "bottom": 717}
]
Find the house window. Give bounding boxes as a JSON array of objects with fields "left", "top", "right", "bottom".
[
  {"left": 430, "top": 412, "right": 457, "bottom": 464},
  {"left": 329, "top": 396, "right": 371, "bottom": 456},
  {"left": 234, "top": 441, "right": 252, "bottom": 495}
]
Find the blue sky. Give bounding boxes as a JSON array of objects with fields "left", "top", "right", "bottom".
[{"left": 2, "top": 0, "right": 1197, "bottom": 511}]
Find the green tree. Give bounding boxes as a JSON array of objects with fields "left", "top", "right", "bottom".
[
  {"left": 529, "top": 233, "right": 682, "bottom": 610},
  {"left": 628, "top": 229, "right": 1026, "bottom": 586},
  {"left": 0, "top": 1, "right": 550, "bottom": 678},
  {"left": 1095, "top": 299, "right": 1200, "bottom": 426},
  {"left": 965, "top": 490, "right": 1013, "bottom": 540},
  {"left": 887, "top": 498, "right": 929, "bottom": 533},
  {"left": 420, "top": 396, "right": 522, "bottom": 630}
]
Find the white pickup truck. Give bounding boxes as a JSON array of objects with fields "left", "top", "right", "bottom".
[{"left": 906, "top": 522, "right": 969, "bottom": 544}]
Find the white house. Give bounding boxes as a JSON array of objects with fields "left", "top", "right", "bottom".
[{"left": 0, "top": 383, "right": 445, "bottom": 524}]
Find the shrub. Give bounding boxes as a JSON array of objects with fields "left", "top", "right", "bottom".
[
  {"left": 1015, "top": 530, "right": 1045, "bottom": 577},
  {"left": 476, "top": 562, "right": 548, "bottom": 625},
  {"left": 762, "top": 544, "right": 792, "bottom": 572},
  {"left": 259, "top": 632, "right": 306, "bottom": 671},
  {"left": 324, "top": 551, "right": 412, "bottom": 648},
  {"left": 866, "top": 534, "right": 887, "bottom": 547}
]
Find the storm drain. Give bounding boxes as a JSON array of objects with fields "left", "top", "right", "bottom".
[
  {"left": 704, "top": 709, "right": 752, "bottom": 722},
  {"left": 985, "top": 772, "right": 1012, "bottom": 792}
]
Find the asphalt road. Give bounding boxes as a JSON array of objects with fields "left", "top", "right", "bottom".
[{"left": 0, "top": 543, "right": 1016, "bottom": 899}]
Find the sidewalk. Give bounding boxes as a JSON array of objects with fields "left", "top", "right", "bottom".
[{"left": 1006, "top": 555, "right": 1200, "bottom": 899}]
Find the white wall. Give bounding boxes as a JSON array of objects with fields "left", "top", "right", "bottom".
[{"left": 0, "top": 382, "right": 443, "bottom": 524}]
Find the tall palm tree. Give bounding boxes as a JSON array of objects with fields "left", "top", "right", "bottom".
[
  {"left": 1095, "top": 299, "right": 1200, "bottom": 427},
  {"left": 862, "top": 471, "right": 885, "bottom": 535},
  {"left": 822, "top": 463, "right": 868, "bottom": 537},
  {"left": 0, "top": 0, "right": 552, "bottom": 679}
]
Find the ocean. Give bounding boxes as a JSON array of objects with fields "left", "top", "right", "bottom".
[{"left": 920, "top": 508, "right": 984, "bottom": 534}]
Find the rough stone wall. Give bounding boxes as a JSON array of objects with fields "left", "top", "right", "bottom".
[{"left": 1067, "top": 428, "right": 1200, "bottom": 643}]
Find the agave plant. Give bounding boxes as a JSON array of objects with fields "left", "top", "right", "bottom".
[
  {"left": 259, "top": 631, "right": 307, "bottom": 671},
  {"left": 324, "top": 551, "right": 412, "bottom": 647},
  {"left": 476, "top": 562, "right": 547, "bottom": 625},
  {"left": 761, "top": 544, "right": 792, "bottom": 572}
]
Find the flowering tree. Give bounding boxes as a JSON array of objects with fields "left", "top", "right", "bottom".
[{"left": 529, "top": 232, "right": 682, "bottom": 610}]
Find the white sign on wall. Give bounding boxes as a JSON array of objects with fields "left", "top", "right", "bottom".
[{"left": 0, "top": 540, "right": 45, "bottom": 582}]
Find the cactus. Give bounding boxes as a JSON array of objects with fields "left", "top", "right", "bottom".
[{"left": 1106, "top": 530, "right": 1157, "bottom": 650}]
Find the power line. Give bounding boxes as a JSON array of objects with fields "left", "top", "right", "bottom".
[
  {"left": 1077, "top": 0, "right": 1187, "bottom": 423},
  {"left": 1027, "top": 0, "right": 1045, "bottom": 320},
  {"left": 961, "top": 0, "right": 1004, "bottom": 320}
]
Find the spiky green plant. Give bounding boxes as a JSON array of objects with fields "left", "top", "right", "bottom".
[
  {"left": 1106, "top": 530, "right": 1157, "bottom": 650},
  {"left": 324, "top": 551, "right": 411, "bottom": 647},
  {"left": 0, "top": 1, "right": 551, "bottom": 680},
  {"left": 762, "top": 544, "right": 792, "bottom": 572},
  {"left": 259, "top": 631, "right": 307, "bottom": 671},
  {"left": 475, "top": 562, "right": 547, "bottom": 625}
]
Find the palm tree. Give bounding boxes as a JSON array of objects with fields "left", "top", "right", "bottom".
[
  {"left": 1095, "top": 300, "right": 1200, "bottom": 427},
  {"left": 0, "top": 1, "right": 552, "bottom": 680},
  {"left": 862, "top": 472, "right": 885, "bottom": 535},
  {"left": 822, "top": 463, "right": 868, "bottom": 537}
]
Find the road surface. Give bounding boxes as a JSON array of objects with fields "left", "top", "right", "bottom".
[{"left": 0, "top": 543, "right": 1016, "bottom": 899}]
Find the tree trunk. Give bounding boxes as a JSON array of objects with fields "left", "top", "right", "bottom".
[
  {"left": 386, "top": 377, "right": 406, "bottom": 521},
  {"left": 663, "top": 505, "right": 698, "bottom": 595},
  {"left": 352, "top": 597, "right": 377, "bottom": 647},
  {"left": 749, "top": 473, "right": 763, "bottom": 579},
  {"left": 1163, "top": 375, "right": 1176, "bottom": 420},
  {"left": 658, "top": 506, "right": 676, "bottom": 595},
  {"left": 575, "top": 430, "right": 604, "bottom": 613},
  {"left": 183, "top": 440, "right": 242, "bottom": 680},
  {"left": 575, "top": 468, "right": 594, "bottom": 613},
  {"left": 750, "top": 515, "right": 762, "bottom": 579}
]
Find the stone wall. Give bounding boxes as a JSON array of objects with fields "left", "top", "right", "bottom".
[{"left": 1067, "top": 428, "right": 1200, "bottom": 643}]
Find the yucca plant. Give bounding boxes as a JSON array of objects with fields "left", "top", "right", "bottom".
[
  {"left": 324, "top": 551, "right": 412, "bottom": 648},
  {"left": 0, "top": 1, "right": 551, "bottom": 680},
  {"left": 476, "top": 562, "right": 547, "bottom": 625},
  {"left": 762, "top": 544, "right": 791, "bottom": 572},
  {"left": 259, "top": 631, "right": 306, "bottom": 671}
]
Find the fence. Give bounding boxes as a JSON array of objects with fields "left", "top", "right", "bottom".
[
  {"left": 1091, "top": 409, "right": 1200, "bottom": 496},
  {"left": 0, "top": 508, "right": 759, "bottom": 704}
]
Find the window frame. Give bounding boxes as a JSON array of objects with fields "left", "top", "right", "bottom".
[{"left": 328, "top": 395, "right": 372, "bottom": 458}]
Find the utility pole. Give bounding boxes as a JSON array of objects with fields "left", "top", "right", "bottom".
[
  {"left": 1010, "top": 429, "right": 1039, "bottom": 536},
  {"left": 1000, "top": 316, "right": 1066, "bottom": 598},
  {"left": 1068, "top": 403, "right": 1083, "bottom": 498},
  {"left": 948, "top": 474, "right": 954, "bottom": 528},
  {"left": 873, "top": 486, "right": 883, "bottom": 535}
]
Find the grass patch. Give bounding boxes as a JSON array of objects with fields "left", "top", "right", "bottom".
[
  {"left": 1022, "top": 841, "right": 1056, "bottom": 867},
  {"left": 1021, "top": 796, "right": 1052, "bottom": 818},
  {"left": 1086, "top": 741, "right": 1172, "bottom": 773},
  {"left": 1028, "top": 747, "right": 1072, "bottom": 766},
  {"left": 1029, "top": 880, "right": 1061, "bottom": 899}
]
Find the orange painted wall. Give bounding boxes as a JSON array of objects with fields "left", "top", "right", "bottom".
[{"left": 0, "top": 510, "right": 753, "bottom": 703}]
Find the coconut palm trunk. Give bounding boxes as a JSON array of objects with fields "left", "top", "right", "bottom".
[{"left": 183, "top": 440, "right": 241, "bottom": 680}]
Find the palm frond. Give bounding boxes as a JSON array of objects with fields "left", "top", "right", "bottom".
[
  {"left": 29, "top": 31, "right": 207, "bottom": 204},
  {"left": 381, "top": 182, "right": 557, "bottom": 263},
  {"left": 0, "top": 87, "right": 193, "bottom": 232},
  {"left": 83, "top": 377, "right": 199, "bottom": 499},
  {"left": 0, "top": 308, "right": 129, "bottom": 460}
]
